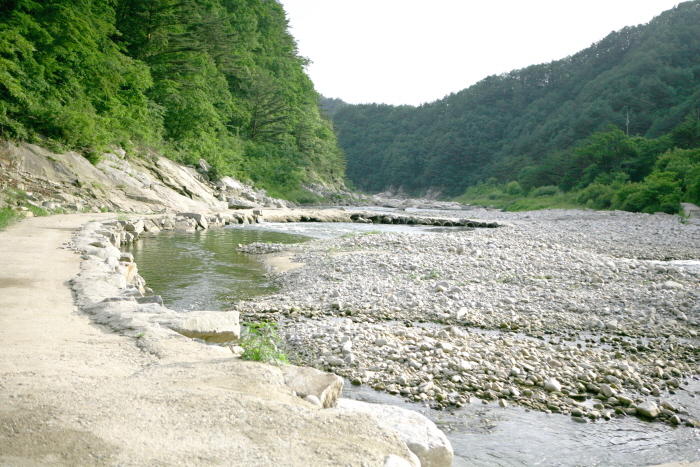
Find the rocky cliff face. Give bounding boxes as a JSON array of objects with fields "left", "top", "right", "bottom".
[{"left": 0, "top": 142, "right": 291, "bottom": 214}]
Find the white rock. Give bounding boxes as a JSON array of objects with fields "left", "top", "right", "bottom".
[
  {"left": 384, "top": 454, "right": 419, "bottom": 467},
  {"left": 303, "top": 394, "right": 323, "bottom": 408},
  {"left": 662, "top": 281, "right": 683, "bottom": 290},
  {"left": 335, "top": 399, "right": 454, "bottom": 467},
  {"left": 327, "top": 356, "right": 344, "bottom": 366},
  {"left": 282, "top": 366, "right": 344, "bottom": 408},
  {"left": 599, "top": 384, "right": 617, "bottom": 398},
  {"left": 154, "top": 310, "right": 240, "bottom": 343},
  {"left": 544, "top": 379, "right": 562, "bottom": 392},
  {"left": 636, "top": 401, "right": 660, "bottom": 418}
]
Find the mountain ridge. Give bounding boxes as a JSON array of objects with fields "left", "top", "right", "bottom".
[{"left": 332, "top": 0, "right": 700, "bottom": 204}]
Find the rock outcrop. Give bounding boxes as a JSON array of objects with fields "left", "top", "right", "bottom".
[{"left": 0, "top": 141, "right": 295, "bottom": 215}]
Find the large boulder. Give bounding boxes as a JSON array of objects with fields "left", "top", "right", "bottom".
[
  {"left": 382, "top": 199, "right": 405, "bottom": 209},
  {"left": 282, "top": 366, "right": 344, "bottom": 409},
  {"left": 173, "top": 218, "right": 197, "bottom": 231},
  {"left": 217, "top": 176, "right": 244, "bottom": 192},
  {"left": 333, "top": 399, "right": 454, "bottom": 467},
  {"left": 227, "top": 197, "right": 259, "bottom": 209},
  {"left": 240, "top": 191, "right": 257, "bottom": 202},
  {"left": 124, "top": 220, "right": 145, "bottom": 233},
  {"left": 154, "top": 310, "right": 240, "bottom": 343},
  {"left": 178, "top": 212, "right": 208, "bottom": 229}
]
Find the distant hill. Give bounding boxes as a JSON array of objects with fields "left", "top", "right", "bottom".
[
  {"left": 319, "top": 96, "right": 349, "bottom": 117},
  {"left": 333, "top": 0, "right": 700, "bottom": 200}
]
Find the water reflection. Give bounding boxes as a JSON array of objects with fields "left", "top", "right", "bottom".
[{"left": 124, "top": 228, "right": 310, "bottom": 311}]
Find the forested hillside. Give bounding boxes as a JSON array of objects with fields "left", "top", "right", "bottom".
[
  {"left": 333, "top": 0, "right": 700, "bottom": 212},
  {"left": 0, "top": 0, "right": 345, "bottom": 200}
]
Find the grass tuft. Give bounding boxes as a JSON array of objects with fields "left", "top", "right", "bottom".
[
  {"left": 0, "top": 207, "right": 22, "bottom": 230},
  {"left": 239, "top": 322, "right": 288, "bottom": 365}
]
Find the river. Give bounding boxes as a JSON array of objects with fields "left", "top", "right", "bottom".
[{"left": 125, "top": 220, "right": 700, "bottom": 467}]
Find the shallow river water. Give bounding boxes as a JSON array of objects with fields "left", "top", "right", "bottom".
[{"left": 126, "top": 221, "right": 700, "bottom": 467}]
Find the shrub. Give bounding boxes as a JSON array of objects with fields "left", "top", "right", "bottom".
[
  {"left": 0, "top": 207, "right": 21, "bottom": 230},
  {"left": 531, "top": 185, "right": 560, "bottom": 197},
  {"left": 504, "top": 181, "right": 523, "bottom": 195},
  {"left": 239, "top": 322, "right": 288, "bottom": 365},
  {"left": 613, "top": 172, "right": 682, "bottom": 214},
  {"left": 577, "top": 183, "right": 616, "bottom": 210}
]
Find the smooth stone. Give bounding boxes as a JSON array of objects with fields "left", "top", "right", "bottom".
[
  {"left": 154, "top": 310, "right": 240, "bottom": 343},
  {"left": 335, "top": 399, "right": 454, "bottom": 467},
  {"left": 544, "top": 379, "right": 562, "bottom": 392},
  {"left": 384, "top": 454, "right": 419, "bottom": 467},
  {"left": 599, "top": 384, "right": 617, "bottom": 398},
  {"left": 303, "top": 394, "right": 323, "bottom": 408},
  {"left": 282, "top": 366, "right": 344, "bottom": 408},
  {"left": 327, "top": 356, "right": 345, "bottom": 366},
  {"left": 636, "top": 401, "right": 660, "bottom": 418}
]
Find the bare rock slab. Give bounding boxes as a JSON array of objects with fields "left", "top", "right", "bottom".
[
  {"left": 282, "top": 366, "right": 344, "bottom": 409},
  {"left": 155, "top": 310, "right": 240, "bottom": 343},
  {"left": 333, "top": 398, "right": 454, "bottom": 467}
]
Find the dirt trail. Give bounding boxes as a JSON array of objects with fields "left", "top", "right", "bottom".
[{"left": 0, "top": 214, "right": 414, "bottom": 467}]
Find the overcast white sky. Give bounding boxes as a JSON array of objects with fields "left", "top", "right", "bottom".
[{"left": 279, "top": 0, "right": 682, "bottom": 106}]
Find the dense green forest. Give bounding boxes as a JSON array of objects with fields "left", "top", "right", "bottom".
[
  {"left": 0, "top": 0, "right": 345, "bottom": 199},
  {"left": 333, "top": 0, "right": 700, "bottom": 213}
]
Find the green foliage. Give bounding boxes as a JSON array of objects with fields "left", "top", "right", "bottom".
[
  {"left": 504, "top": 180, "right": 523, "bottom": 195},
  {"left": 0, "top": 185, "right": 49, "bottom": 227},
  {"left": 654, "top": 147, "right": 700, "bottom": 204},
  {"left": 239, "top": 322, "right": 288, "bottom": 365},
  {"left": 614, "top": 172, "right": 682, "bottom": 214},
  {"left": 0, "top": 207, "right": 21, "bottom": 230},
  {"left": 26, "top": 204, "right": 48, "bottom": 217},
  {"left": 318, "top": 95, "right": 348, "bottom": 117},
  {"left": 0, "top": 0, "right": 346, "bottom": 197},
  {"left": 530, "top": 186, "right": 560, "bottom": 197},
  {"left": 455, "top": 180, "right": 584, "bottom": 211},
  {"left": 577, "top": 183, "right": 616, "bottom": 210},
  {"left": 504, "top": 196, "right": 582, "bottom": 212}
]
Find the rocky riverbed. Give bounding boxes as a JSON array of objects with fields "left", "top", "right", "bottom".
[{"left": 236, "top": 208, "right": 700, "bottom": 428}]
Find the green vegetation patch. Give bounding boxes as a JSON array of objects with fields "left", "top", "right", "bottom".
[
  {"left": 0, "top": 0, "right": 347, "bottom": 199},
  {"left": 239, "top": 322, "right": 288, "bottom": 366},
  {"left": 0, "top": 207, "right": 22, "bottom": 230}
]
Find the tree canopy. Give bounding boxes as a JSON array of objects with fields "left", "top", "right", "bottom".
[{"left": 0, "top": 0, "right": 346, "bottom": 199}]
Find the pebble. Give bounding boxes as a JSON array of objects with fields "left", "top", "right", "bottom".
[
  {"left": 237, "top": 208, "right": 700, "bottom": 427},
  {"left": 636, "top": 401, "right": 660, "bottom": 418}
]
